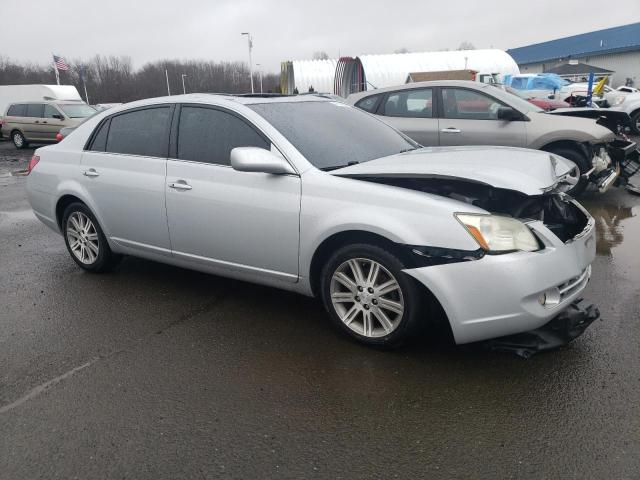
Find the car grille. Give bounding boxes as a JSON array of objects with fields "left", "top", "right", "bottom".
[{"left": 557, "top": 265, "right": 591, "bottom": 301}]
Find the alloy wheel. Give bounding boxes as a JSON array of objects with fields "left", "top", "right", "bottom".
[
  {"left": 13, "top": 132, "right": 23, "bottom": 148},
  {"left": 66, "top": 211, "right": 99, "bottom": 264},
  {"left": 330, "top": 258, "right": 405, "bottom": 338}
]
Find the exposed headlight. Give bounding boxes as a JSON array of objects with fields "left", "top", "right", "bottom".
[
  {"left": 455, "top": 213, "right": 540, "bottom": 253},
  {"left": 611, "top": 95, "right": 625, "bottom": 106}
]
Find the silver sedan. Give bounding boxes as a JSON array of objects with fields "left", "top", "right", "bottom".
[{"left": 26, "top": 94, "right": 597, "bottom": 349}]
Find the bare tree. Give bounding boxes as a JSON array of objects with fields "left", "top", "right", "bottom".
[
  {"left": 0, "top": 56, "right": 281, "bottom": 103},
  {"left": 312, "top": 51, "right": 329, "bottom": 60},
  {"left": 457, "top": 41, "right": 475, "bottom": 50},
  {"left": 394, "top": 48, "right": 410, "bottom": 54}
]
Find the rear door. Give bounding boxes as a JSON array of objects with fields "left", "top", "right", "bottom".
[
  {"left": 165, "top": 104, "right": 300, "bottom": 282},
  {"left": 373, "top": 88, "right": 440, "bottom": 146},
  {"left": 438, "top": 87, "right": 526, "bottom": 147},
  {"left": 80, "top": 105, "right": 173, "bottom": 255},
  {"left": 23, "top": 104, "right": 45, "bottom": 141}
]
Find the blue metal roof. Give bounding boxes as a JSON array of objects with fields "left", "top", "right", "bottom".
[{"left": 507, "top": 22, "right": 640, "bottom": 65}]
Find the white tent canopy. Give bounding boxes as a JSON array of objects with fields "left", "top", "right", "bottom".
[
  {"left": 282, "top": 49, "right": 520, "bottom": 96},
  {"left": 360, "top": 49, "right": 519, "bottom": 90}
]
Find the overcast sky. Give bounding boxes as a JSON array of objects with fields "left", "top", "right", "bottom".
[{"left": 3, "top": 0, "right": 639, "bottom": 73}]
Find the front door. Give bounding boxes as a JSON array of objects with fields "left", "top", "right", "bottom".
[
  {"left": 80, "top": 105, "right": 173, "bottom": 255},
  {"left": 43, "top": 104, "right": 65, "bottom": 140},
  {"left": 438, "top": 87, "right": 527, "bottom": 147},
  {"left": 165, "top": 105, "right": 300, "bottom": 282}
]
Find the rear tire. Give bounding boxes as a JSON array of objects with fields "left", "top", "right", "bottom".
[
  {"left": 320, "top": 243, "right": 426, "bottom": 348},
  {"left": 546, "top": 147, "right": 590, "bottom": 196},
  {"left": 12, "top": 131, "right": 28, "bottom": 149},
  {"left": 62, "top": 202, "right": 121, "bottom": 272}
]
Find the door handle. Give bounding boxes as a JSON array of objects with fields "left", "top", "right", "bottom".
[
  {"left": 169, "top": 181, "right": 192, "bottom": 191},
  {"left": 34, "top": 121, "right": 40, "bottom": 124},
  {"left": 83, "top": 169, "right": 100, "bottom": 177},
  {"left": 441, "top": 127, "right": 461, "bottom": 133}
]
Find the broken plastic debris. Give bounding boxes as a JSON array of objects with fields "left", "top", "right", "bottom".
[{"left": 481, "top": 299, "right": 600, "bottom": 359}]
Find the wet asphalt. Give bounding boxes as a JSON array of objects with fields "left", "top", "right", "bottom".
[{"left": 0, "top": 140, "right": 638, "bottom": 479}]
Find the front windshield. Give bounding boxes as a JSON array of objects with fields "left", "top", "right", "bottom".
[
  {"left": 59, "top": 103, "right": 97, "bottom": 118},
  {"left": 248, "top": 101, "right": 418, "bottom": 170}
]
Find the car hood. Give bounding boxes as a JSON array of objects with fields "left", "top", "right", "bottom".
[
  {"left": 330, "top": 146, "right": 576, "bottom": 196},
  {"left": 543, "top": 107, "right": 632, "bottom": 133}
]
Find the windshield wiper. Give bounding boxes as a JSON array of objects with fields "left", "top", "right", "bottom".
[
  {"left": 320, "top": 161, "right": 360, "bottom": 171},
  {"left": 399, "top": 146, "right": 419, "bottom": 153}
]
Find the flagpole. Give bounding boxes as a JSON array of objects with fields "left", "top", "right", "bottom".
[
  {"left": 80, "top": 65, "right": 89, "bottom": 104},
  {"left": 52, "top": 54, "right": 60, "bottom": 85}
]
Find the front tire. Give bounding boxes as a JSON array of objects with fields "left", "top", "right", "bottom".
[
  {"left": 62, "top": 202, "right": 120, "bottom": 272},
  {"left": 12, "top": 131, "right": 28, "bottom": 149},
  {"left": 320, "top": 243, "right": 425, "bottom": 348},
  {"left": 546, "top": 147, "right": 590, "bottom": 196},
  {"left": 631, "top": 110, "right": 640, "bottom": 135}
]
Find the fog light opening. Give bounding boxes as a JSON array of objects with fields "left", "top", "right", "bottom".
[{"left": 540, "top": 287, "right": 561, "bottom": 307}]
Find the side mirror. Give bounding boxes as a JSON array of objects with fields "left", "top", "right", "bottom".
[
  {"left": 496, "top": 107, "right": 521, "bottom": 121},
  {"left": 52, "top": 114, "right": 65, "bottom": 120},
  {"left": 230, "top": 147, "right": 296, "bottom": 175}
]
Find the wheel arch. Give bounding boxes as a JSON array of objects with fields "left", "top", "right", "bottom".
[
  {"left": 55, "top": 194, "right": 85, "bottom": 229},
  {"left": 308, "top": 229, "right": 452, "bottom": 339},
  {"left": 539, "top": 140, "right": 591, "bottom": 169}
]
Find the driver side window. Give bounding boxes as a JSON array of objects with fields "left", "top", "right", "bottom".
[
  {"left": 44, "top": 105, "right": 61, "bottom": 118},
  {"left": 441, "top": 88, "right": 505, "bottom": 120}
]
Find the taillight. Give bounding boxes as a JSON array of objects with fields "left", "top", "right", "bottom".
[
  {"left": 27, "top": 155, "right": 40, "bottom": 174},
  {"left": 55, "top": 133, "right": 63, "bottom": 142}
]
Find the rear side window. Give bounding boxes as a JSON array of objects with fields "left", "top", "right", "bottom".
[
  {"left": 7, "top": 104, "right": 27, "bottom": 116},
  {"left": 383, "top": 89, "right": 433, "bottom": 118},
  {"left": 25, "top": 104, "right": 44, "bottom": 118},
  {"left": 88, "top": 120, "right": 110, "bottom": 151},
  {"left": 177, "top": 106, "right": 269, "bottom": 166},
  {"left": 355, "top": 95, "right": 381, "bottom": 113},
  {"left": 105, "top": 107, "right": 171, "bottom": 157}
]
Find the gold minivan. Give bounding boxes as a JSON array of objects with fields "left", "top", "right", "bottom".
[{"left": 1, "top": 101, "right": 97, "bottom": 149}]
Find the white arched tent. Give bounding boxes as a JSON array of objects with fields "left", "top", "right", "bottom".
[
  {"left": 360, "top": 49, "right": 520, "bottom": 90},
  {"left": 281, "top": 49, "right": 520, "bottom": 96},
  {"left": 281, "top": 59, "right": 337, "bottom": 94}
]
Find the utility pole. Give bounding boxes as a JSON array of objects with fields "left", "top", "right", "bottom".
[
  {"left": 241, "top": 32, "right": 254, "bottom": 93},
  {"left": 181, "top": 74, "right": 188, "bottom": 94},
  {"left": 165, "top": 69, "right": 171, "bottom": 96},
  {"left": 256, "top": 64, "right": 263, "bottom": 93}
]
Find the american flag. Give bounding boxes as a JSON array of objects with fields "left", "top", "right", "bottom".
[{"left": 53, "top": 55, "right": 69, "bottom": 71}]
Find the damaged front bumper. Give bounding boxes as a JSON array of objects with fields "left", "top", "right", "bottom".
[
  {"left": 481, "top": 299, "right": 600, "bottom": 358},
  {"left": 592, "top": 139, "right": 640, "bottom": 192},
  {"left": 403, "top": 209, "right": 596, "bottom": 345}
]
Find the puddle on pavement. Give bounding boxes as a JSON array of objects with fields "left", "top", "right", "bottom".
[{"left": 582, "top": 197, "right": 640, "bottom": 283}]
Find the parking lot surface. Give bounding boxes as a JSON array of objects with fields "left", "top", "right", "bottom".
[{"left": 1, "top": 140, "right": 639, "bottom": 479}]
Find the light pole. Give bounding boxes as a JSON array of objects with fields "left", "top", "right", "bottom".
[
  {"left": 241, "top": 32, "right": 254, "bottom": 93},
  {"left": 256, "top": 63, "right": 263, "bottom": 93},
  {"left": 165, "top": 69, "right": 171, "bottom": 96},
  {"left": 181, "top": 74, "right": 187, "bottom": 94}
]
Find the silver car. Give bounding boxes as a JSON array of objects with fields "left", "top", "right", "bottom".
[
  {"left": 346, "top": 80, "right": 629, "bottom": 195},
  {"left": 26, "top": 95, "right": 597, "bottom": 349}
]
